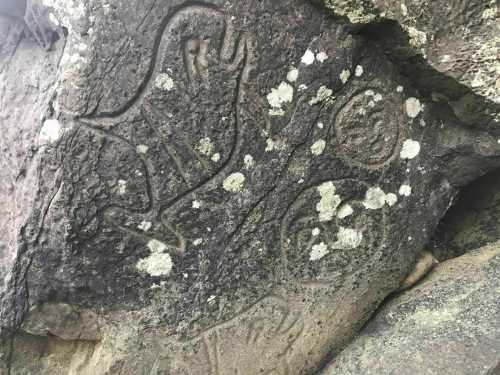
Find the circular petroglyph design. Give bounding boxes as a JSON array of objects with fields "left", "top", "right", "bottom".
[
  {"left": 280, "top": 179, "right": 387, "bottom": 285},
  {"left": 333, "top": 89, "right": 404, "bottom": 167}
]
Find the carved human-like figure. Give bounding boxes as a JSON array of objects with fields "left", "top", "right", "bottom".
[{"left": 78, "top": 5, "right": 254, "bottom": 261}]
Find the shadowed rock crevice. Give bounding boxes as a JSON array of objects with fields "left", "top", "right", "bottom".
[{"left": 430, "top": 167, "right": 500, "bottom": 261}]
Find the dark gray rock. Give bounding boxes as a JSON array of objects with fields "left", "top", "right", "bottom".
[
  {"left": 321, "top": 242, "right": 500, "bottom": 375},
  {"left": 0, "top": 0, "right": 498, "bottom": 373}
]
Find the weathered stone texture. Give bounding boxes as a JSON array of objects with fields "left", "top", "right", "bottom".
[
  {"left": 322, "top": 242, "right": 500, "bottom": 375},
  {"left": 0, "top": 0, "right": 498, "bottom": 374}
]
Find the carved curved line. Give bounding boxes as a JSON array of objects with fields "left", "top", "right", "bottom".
[
  {"left": 184, "top": 294, "right": 287, "bottom": 341},
  {"left": 78, "top": 121, "right": 156, "bottom": 215},
  {"left": 84, "top": 3, "right": 224, "bottom": 119},
  {"left": 140, "top": 103, "right": 191, "bottom": 187}
]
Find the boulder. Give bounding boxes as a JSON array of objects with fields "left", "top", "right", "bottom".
[
  {"left": 0, "top": 0, "right": 498, "bottom": 373},
  {"left": 321, "top": 241, "right": 500, "bottom": 375}
]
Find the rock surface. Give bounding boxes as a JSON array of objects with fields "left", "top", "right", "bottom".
[
  {"left": 0, "top": 0, "right": 498, "bottom": 374},
  {"left": 432, "top": 170, "right": 500, "bottom": 261},
  {"left": 321, "top": 241, "right": 500, "bottom": 375}
]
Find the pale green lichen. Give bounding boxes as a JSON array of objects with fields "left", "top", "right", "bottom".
[
  {"left": 311, "top": 140, "right": 327, "bottom": 155},
  {"left": 316, "top": 182, "right": 342, "bottom": 222},
  {"left": 323, "top": 0, "right": 378, "bottom": 24},
  {"left": 223, "top": 172, "right": 245, "bottom": 192}
]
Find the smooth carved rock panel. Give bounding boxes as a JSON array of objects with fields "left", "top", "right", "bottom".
[{"left": 5, "top": 0, "right": 500, "bottom": 373}]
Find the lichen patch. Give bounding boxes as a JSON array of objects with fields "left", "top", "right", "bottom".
[
  {"left": 265, "top": 138, "right": 287, "bottom": 152},
  {"left": 337, "top": 203, "right": 354, "bottom": 219},
  {"left": 39, "top": 119, "right": 63, "bottom": 145},
  {"left": 244, "top": 154, "right": 255, "bottom": 169},
  {"left": 400, "top": 139, "right": 421, "bottom": 159},
  {"left": 331, "top": 227, "right": 363, "bottom": 250},
  {"left": 197, "top": 137, "right": 214, "bottom": 156},
  {"left": 137, "top": 144, "right": 149, "bottom": 154},
  {"left": 340, "top": 69, "right": 351, "bottom": 84},
  {"left": 355, "top": 65, "right": 364, "bottom": 77},
  {"left": 405, "top": 97, "right": 423, "bottom": 118},
  {"left": 363, "top": 187, "right": 387, "bottom": 210},
  {"left": 310, "top": 242, "right": 329, "bottom": 261},
  {"left": 223, "top": 172, "right": 245, "bottom": 192},
  {"left": 138, "top": 221, "right": 152, "bottom": 232},
  {"left": 385, "top": 193, "right": 398, "bottom": 207},
  {"left": 309, "top": 86, "right": 333, "bottom": 105},
  {"left": 287, "top": 68, "right": 299, "bottom": 83},
  {"left": 316, "top": 51, "right": 328, "bottom": 63},
  {"left": 155, "top": 73, "right": 174, "bottom": 91},
  {"left": 301, "top": 49, "right": 315, "bottom": 65},
  {"left": 117, "top": 180, "right": 127, "bottom": 195},
  {"left": 316, "top": 182, "right": 342, "bottom": 222},
  {"left": 311, "top": 139, "right": 326, "bottom": 155},
  {"left": 267, "top": 82, "right": 294, "bottom": 116},
  {"left": 137, "top": 239, "right": 173, "bottom": 277},
  {"left": 399, "top": 184, "right": 412, "bottom": 196},
  {"left": 137, "top": 252, "right": 173, "bottom": 277}
]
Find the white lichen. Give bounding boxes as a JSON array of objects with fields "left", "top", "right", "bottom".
[
  {"left": 193, "top": 238, "right": 203, "bottom": 246},
  {"left": 385, "top": 193, "right": 398, "bottom": 207},
  {"left": 406, "top": 26, "right": 427, "bottom": 49},
  {"left": 155, "top": 73, "right": 174, "bottom": 91},
  {"left": 400, "top": 139, "right": 421, "bottom": 159},
  {"left": 39, "top": 119, "right": 63, "bottom": 145},
  {"left": 355, "top": 65, "right": 364, "bottom": 77},
  {"left": 301, "top": 49, "right": 315, "bottom": 65},
  {"left": 316, "top": 182, "right": 342, "bottom": 222},
  {"left": 310, "top": 242, "right": 329, "bottom": 261},
  {"left": 137, "top": 144, "right": 149, "bottom": 154},
  {"left": 267, "top": 82, "right": 294, "bottom": 116},
  {"left": 287, "top": 68, "right": 299, "bottom": 83},
  {"left": 223, "top": 172, "right": 245, "bottom": 192},
  {"left": 211, "top": 153, "right": 221, "bottom": 162},
  {"left": 244, "top": 154, "right": 255, "bottom": 169},
  {"left": 316, "top": 52, "right": 328, "bottom": 63},
  {"left": 137, "top": 239, "right": 173, "bottom": 277},
  {"left": 399, "top": 184, "right": 412, "bottom": 196},
  {"left": 117, "top": 180, "right": 127, "bottom": 195},
  {"left": 309, "top": 86, "right": 333, "bottom": 105},
  {"left": 340, "top": 69, "right": 351, "bottom": 84},
  {"left": 311, "top": 140, "right": 326, "bottom": 155},
  {"left": 400, "top": 3, "right": 408, "bottom": 16},
  {"left": 148, "top": 239, "right": 168, "bottom": 253},
  {"left": 331, "top": 227, "right": 363, "bottom": 250},
  {"left": 138, "top": 221, "right": 152, "bottom": 232},
  {"left": 137, "top": 252, "right": 173, "bottom": 277},
  {"left": 337, "top": 203, "right": 354, "bottom": 219},
  {"left": 197, "top": 137, "right": 214, "bottom": 156},
  {"left": 192, "top": 200, "right": 202, "bottom": 209},
  {"left": 363, "top": 187, "right": 387, "bottom": 210},
  {"left": 405, "top": 97, "right": 423, "bottom": 118},
  {"left": 312, "top": 228, "right": 321, "bottom": 236},
  {"left": 265, "top": 138, "right": 287, "bottom": 152}
]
